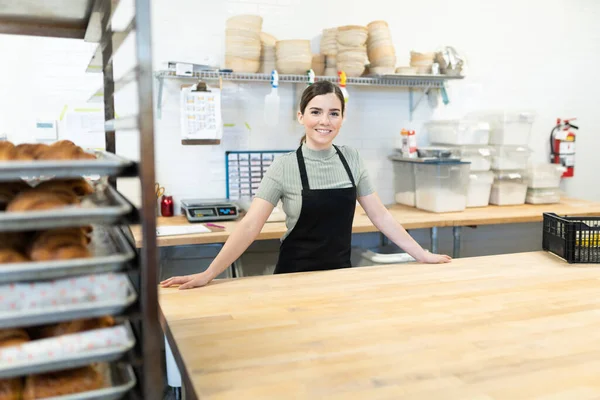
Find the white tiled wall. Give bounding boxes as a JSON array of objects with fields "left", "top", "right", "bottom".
[{"left": 147, "top": 0, "right": 600, "bottom": 210}]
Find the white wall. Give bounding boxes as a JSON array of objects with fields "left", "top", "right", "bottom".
[
  {"left": 1, "top": 0, "right": 598, "bottom": 206},
  {"left": 147, "top": 0, "right": 600, "bottom": 210}
]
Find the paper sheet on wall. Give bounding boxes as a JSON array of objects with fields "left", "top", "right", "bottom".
[{"left": 180, "top": 87, "right": 222, "bottom": 141}]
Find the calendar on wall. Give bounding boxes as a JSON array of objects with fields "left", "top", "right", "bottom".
[{"left": 180, "top": 85, "right": 222, "bottom": 141}]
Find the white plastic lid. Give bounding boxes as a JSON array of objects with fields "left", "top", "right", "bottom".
[{"left": 494, "top": 170, "right": 525, "bottom": 181}]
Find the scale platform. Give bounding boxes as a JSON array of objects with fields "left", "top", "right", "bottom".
[{"left": 181, "top": 199, "right": 239, "bottom": 222}]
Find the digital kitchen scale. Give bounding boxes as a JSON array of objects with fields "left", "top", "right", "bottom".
[{"left": 181, "top": 199, "right": 239, "bottom": 222}]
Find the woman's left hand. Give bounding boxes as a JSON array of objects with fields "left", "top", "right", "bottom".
[{"left": 418, "top": 253, "right": 452, "bottom": 264}]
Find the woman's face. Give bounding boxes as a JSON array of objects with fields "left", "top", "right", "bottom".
[{"left": 298, "top": 92, "right": 344, "bottom": 150}]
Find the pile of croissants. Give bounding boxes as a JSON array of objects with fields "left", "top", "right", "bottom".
[
  {"left": 0, "top": 177, "right": 96, "bottom": 264},
  {"left": 0, "top": 317, "right": 114, "bottom": 399},
  {"left": 0, "top": 140, "right": 96, "bottom": 161}
]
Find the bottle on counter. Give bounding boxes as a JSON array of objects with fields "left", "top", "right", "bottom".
[
  {"left": 400, "top": 128, "right": 418, "bottom": 158},
  {"left": 161, "top": 195, "right": 174, "bottom": 217}
]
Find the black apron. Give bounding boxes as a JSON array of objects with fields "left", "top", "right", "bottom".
[{"left": 274, "top": 145, "right": 357, "bottom": 274}]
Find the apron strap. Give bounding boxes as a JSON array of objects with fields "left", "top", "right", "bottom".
[
  {"left": 296, "top": 146, "right": 310, "bottom": 190},
  {"left": 333, "top": 145, "right": 356, "bottom": 187}
]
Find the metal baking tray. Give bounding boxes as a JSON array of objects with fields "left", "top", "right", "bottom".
[
  {"left": 43, "top": 363, "right": 137, "bottom": 400},
  {"left": 0, "top": 276, "right": 137, "bottom": 329},
  {"left": 0, "top": 185, "right": 136, "bottom": 232},
  {"left": 0, "top": 225, "right": 135, "bottom": 284},
  {"left": 0, "top": 151, "right": 137, "bottom": 181},
  {"left": 0, "top": 321, "right": 136, "bottom": 378}
]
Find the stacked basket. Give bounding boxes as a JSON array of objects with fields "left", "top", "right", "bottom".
[
  {"left": 367, "top": 20, "right": 396, "bottom": 75},
  {"left": 259, "top": 32, "right": 277, "bottom": 74},
  {"left": 320, "top": 28, "right": 338, "bottom": 76},
  {"left": 275, "top": 40, "right": 312, "bottom": 74},
  {"left": 410, "top": 51, "right": 435, "bottom": 74},
  {"left": 336, "top": 25, "right": 368, "bottom": 77},
  {"left": 225, "top": 15, "right": 263, "bottom": 73}
]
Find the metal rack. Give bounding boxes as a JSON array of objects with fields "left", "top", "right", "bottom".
[
  {"left": 152, "top": 69, "right": 464, "bottom": 119},
  {"left": 0, "top": 1, "right": 161, "bottom": 399}
]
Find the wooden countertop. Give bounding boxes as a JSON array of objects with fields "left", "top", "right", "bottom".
[
  {"left": 160, "top": 251, "right": 600, "bottom": 399},
  {"left": 131, "top": 198, "right": 600, "bottom": 248}
]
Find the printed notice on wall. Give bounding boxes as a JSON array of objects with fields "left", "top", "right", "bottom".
[{"left": 180, "top": 86, "right": 222, "bottom": 141}]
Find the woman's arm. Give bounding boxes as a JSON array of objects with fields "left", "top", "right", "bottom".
[
  {"left": 160, "top": 198, "right": 275, "bottom": 289},
  {"left": 358, "top": 192, "right": 451, "bottom": 264}
]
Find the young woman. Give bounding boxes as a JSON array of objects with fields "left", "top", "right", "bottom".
[{"left": 161, "top": 81, "right": 451, "bottom": 290}]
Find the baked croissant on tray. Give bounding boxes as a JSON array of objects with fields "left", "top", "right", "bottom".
[{"left": 0, "top": 140, "right": 96, "bottom": 161}]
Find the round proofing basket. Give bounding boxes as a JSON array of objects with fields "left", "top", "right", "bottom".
[
  {"left": 337, "top": 50, "right": 367, "bottom": 63},
  {"left": 370, "top": 55, "right": 396, "bottom": 67},
  {"left": 276, "top": 58, "right": 312, "bottom": 74},
  {"left": 260, "top": 32, "right": 277, "bottom": 47},
  {"left": 367, "top": 20, "right": 389, "bottom": 30},
  {"left": 225, "top": 56, "right": 260, "bottom": 73},
  {"left": 338, "top": 62, "right": 365, "bottom": 77}
]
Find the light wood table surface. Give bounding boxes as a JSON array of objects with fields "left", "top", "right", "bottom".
[
  {"left": 160, "top": 251, "right": 600, "bottom": 399},
  {"left": 132, "top": 198, "right": 600, "bottom": 248}
]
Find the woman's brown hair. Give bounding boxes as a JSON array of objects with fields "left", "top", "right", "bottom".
[{"left": 298, "top": 81, "right": 345, "bottom": 144}]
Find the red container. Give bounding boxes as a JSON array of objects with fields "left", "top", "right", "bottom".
[{"left": 160, "top": 195, "right": 174, "bottom": 217}]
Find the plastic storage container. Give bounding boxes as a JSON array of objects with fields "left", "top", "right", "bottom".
[
  {"left": 444, "top": 145, "right": 494, "bottom": 171},
  {"left": 425, "top": 120, "right": 490, "bottom": 145},
  {"left": 467, "top": 171, "right": 494, "bottom": 207},
  {"left": 391, "top": 157, "right": 416, "bottom": 206},
  {"left": 526, "top": 188, "right": 561, "bottom": 204},
  {"left": 351, "top": 245, "right": 415, "bottom": 267},
  {"left": 468, "top": 111, "right": 535, "bottom": 146},
  {"left": 525, "top": 164, "right": 565, "bottom": 188},
  {"left": 414, "top": 161, "right": 471, "bottom": 213},
  {"left": 489, "top": 171, "right": 527, "bottom": 206},
  {"left": 491, "top": 145, "right": 531, "bottom": 170}
]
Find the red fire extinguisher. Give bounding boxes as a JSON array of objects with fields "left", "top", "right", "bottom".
[{"left": 550, "top": 118, "right": 578, "bottom": 178}]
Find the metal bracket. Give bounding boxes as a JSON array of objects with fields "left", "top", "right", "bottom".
[
  {"left": 409, "top": 83, "right": 433, "bottom": 121},
  {"left": 156, "top": 75, "right": 164, "bottom": 119}
]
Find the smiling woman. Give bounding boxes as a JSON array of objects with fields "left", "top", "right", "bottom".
[{"left": 160, "top": 81, "right": 451, "bottom": 290}]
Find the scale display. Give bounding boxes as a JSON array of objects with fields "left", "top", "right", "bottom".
[{"left": 181, "top": 200, "right": 240, "bottom": 223}]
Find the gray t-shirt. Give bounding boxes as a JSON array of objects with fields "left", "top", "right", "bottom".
[{"left": 255, "top": 144, "right": 374, "bottom": 240}]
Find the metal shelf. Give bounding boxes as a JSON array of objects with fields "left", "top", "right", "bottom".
[
  {"left": 0, "top": 0, "right": 161, "bottom": 398},
  {"left": 0, "top": 0, "right": 97, "bottom": 39},
  {"left": 154, "top": 69, "right": 464, "bottom": 119}
]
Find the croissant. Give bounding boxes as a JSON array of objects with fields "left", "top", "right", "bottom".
[
  {"left": 0, "top": 378, "right": 22, "bottom": 400},
  {"left": 35, "top": 178, "right": 94, "bottom": 197},
  {"left": 0, "top": 248, "right": 29, "bottom": 264},
  {"left": 32, "top": 228, "right": 90, "bottom": 247},
  {"left": 37, "top": 145, "right": 95, "bottom": 161},
  {"left": 31, "top": 316, "right": 115, "bottom": 340},
  {"left": 23, "top": 366, "right": 103, "bottom": 400},
  {"left": 0, "top": 142, "right": 16, "bottom": 161},
  {"left": 6, "top": 190, "right": 78, "bottom": 212},
  {"left": 0, "top": 328, "right": 29, "bottom": 348},
  {"left": 50, "top": 140, "right": 77, "bottom": 148},
  {"left": 13, "top": 144, "right": 49, "bottom": 161},
  {"left": 0, "top": 231, "right": 30, "bottom": 252}
]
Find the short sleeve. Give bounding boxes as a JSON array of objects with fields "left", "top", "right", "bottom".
[
  {"left": 355, "top": 151, "right": 375, "bottom": 197},
  {"left": 255, "top": 156, "right": 285, "bottom": 206}
]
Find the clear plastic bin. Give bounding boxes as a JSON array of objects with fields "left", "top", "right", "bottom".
[
  {"left": 525, "top": 164, "right": 566, "bottom": 188},
  {"left": 443, "top": 145, "right": 494, "bottom": 171},
  {"left": 467, "top": 171, "right": 494, "bottom": 207},
  {"left": 414, "top": 161, "right": 470, "bottom": 213},
  {"left": 526, "top": 188, "right": 561, "bottom": 204},
  {"left": 351, "top": 245, "right": 415, "bottom": 267},
  {"left": 491, "top": 145, "right": 531, "bottom": 170},
  {"left": 467, "top": 111, "right": 535, "bottom": 146},
  {"left": 425, "top": 120, "right": 490, "bottom": 145},
  {"left": 391, "top": 157, "right": 416, "bottom": 206},
  {"left": 489, "top": 171, "right": 527, "bottom": 205}
]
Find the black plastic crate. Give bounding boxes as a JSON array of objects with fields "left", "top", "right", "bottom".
[{"left": 543, "top": 213, "right": 600, "bottom": 263}]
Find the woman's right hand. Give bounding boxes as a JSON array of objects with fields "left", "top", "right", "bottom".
[{"left": 160, "top": 271, "right": 213, "bottom": 290}]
